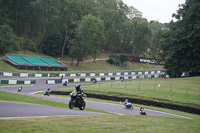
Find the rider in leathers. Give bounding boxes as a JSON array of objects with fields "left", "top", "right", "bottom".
[{"left": 70, "top": 84, "right": 86, "bottom": 98}]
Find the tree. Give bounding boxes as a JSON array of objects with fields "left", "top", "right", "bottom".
[
  {"left": 39, "top": 33, "right": 63, "bottom": 56},
  {"left": 149, "top": 21, "right": 165, "bottom": 61},
  {"left": 161, "top": 0, "right": 200, "bottom": 77},
  {"left": 77, "top": 14, "right": 105, "bottom": 63},
  {"left": 0, "top": 24, "right": 18, "bottom": 54},
  {"left": 131, "top": 18, "right": 151, "bottom": 56}
]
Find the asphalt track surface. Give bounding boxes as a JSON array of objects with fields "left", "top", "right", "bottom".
[{"left": 0, "top": 78, "right": 191, "bottom": 119}]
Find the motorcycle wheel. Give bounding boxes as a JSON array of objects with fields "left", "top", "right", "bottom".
[
  {"left": 79, "top": 101, "right": 86, "bottom": 110},
  {"left": 69, "top": 99, "right": 74, "bottom": 109}
]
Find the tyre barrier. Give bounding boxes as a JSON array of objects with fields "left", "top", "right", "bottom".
[{"left": 51, "top": 91, "right": 200, "bottom": 115}]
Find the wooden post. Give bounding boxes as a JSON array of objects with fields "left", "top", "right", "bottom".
[
  {"left": 186, "top": 86, "right": 188, "bottom": 94},
  {"left": 170, "top": 85, "right": 172, "bottom": 92},
  {"left": 138, "top": 82, "right": 141, "bottom": 89}
]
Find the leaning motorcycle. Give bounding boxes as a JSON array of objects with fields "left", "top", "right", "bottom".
[
  {"left": 140, "top": 108, "right": 147, "bottom": 115},
  {"left": 69, "top": 93, "right": 86, "bottom": 110},
  {"left": 124, "top": 102, "right": 133, "bottom": 109}
]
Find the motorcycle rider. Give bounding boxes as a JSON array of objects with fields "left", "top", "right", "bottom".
[
  {"left": 70, "top": 84, "right": 86, "bottom": 98},
  {"left": 18, "top": 86, "right": 22, "bottom": 92},
  {"left": 44, "top": 88, "right": 51, "bottom": 96},
  {"left": 124, "top": 99, "right": 131, "bottom": 106}
]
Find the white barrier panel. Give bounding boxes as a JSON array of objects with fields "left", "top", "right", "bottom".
[
  {"left": 85, "top": 78, "right": 91, "bottom": 82},
  {"left": 132, "top": 76, "right": 136, "bottom": 79},
  {"left": 62, "top": 79, "right": 68, "bottom": 83},
  {"left": 124, "top": 76, "right": 128, "bottom": 80},
  {"left": 59, "top": 74, "right": 65, "bottom": 77},
  {"left": 124, "top": 72, "right": 128, "bottom": 75},
  {"left": 74, "top": 78, "right": 80, "bottom": 82},
  {"left": 9, "top": 80, "right": 17, "bottom": 84},
  {"left": 145, "top": 72, "right": 148, "bottom": 74},
  {"left": 138, "top": 72, "right": 142, "bottom": 75},
  {"left": 90, "top": 73, "right": 95, "bottom": 76},
  {"left": 115, "top": 77, "right": 120, "bottom": 80},
  {"left": 4, "top": 72, "right": 12, "bottom": 76},
  {"left": 96, "top": 77, "right": 101, "bottom": 81},
  {"left": 70, "top": 74, "right": 76, "bottom": 77},
  {"left": 157, "top": 71, "right": 161, "bottom": 73},
  {"left": 151, "top": 71, "right": 155, "bottom": 74},
  {"left": 106, "top": 77, "right": 111, "bottom": 80},
  {"left": 131, "top": 72, "right": 135, "bottom": 75},
  {"left": 155, "top": 75, "right": 159, "bottom": 78},
  {"left": 80, "top": 73, "right": 86, "bottom": 77},
  {"left": 24, "top": 81, "right": 31, "bottom": 84},
  {"left": 20, "top": 73, "right": 28, "bottom": 77},
  {"left": 108, "top": 73, "right": 113, "bottom": 76},
  {"left": 99, "top": 73, "right": 104, "bottom": 76},
  {"left": 116, "top": 73, "right": 121, "bottom": 76},
  {"left": 48, "top": 80, "right": 55, "bottom": 84},
  {"left": 35, "top": 74, "right": 42, "bottom": 77}
]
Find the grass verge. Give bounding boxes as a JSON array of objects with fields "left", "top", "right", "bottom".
[
  {"left": 0, "top": 115, "right": 200, "bottom": 133},
  {"left": 57, "top": 77, "right": 200, "bottom": 108},
  {"left": 0, "top": 90, "right": 111, "bottom": 114}
]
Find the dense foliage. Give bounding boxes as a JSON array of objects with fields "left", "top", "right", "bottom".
[
  {"left": 161, "top": 0, "right": 200, "bottom": 77},
  {"left": 0, "top": 0, "right": 199, "bottom": 77},
  {"left": 0, "top": 0, "right": 165, "bottom": 61}
]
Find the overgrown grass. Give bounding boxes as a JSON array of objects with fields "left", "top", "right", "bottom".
[
  {"left": 57, "top": 77, "right": 200, "bottom": 108},
  {"left": 0, "top": 90, "right": 110, "bottom": 114},
  {"left": 0, "top": 115, "right": 200, "bottom": 133}
]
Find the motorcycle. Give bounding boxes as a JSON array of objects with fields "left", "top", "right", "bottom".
[
  {"left": 93, "top": 79, "right": 97, "bottom": 84},
  {"left": 69, "top": 93, "right": 86, "bottom": 110},
  {"left": 18, "top": 86, "right": 22, "bottom": 92},
  {"left": 44, "top": 90, "right": 50, "bottom": 96},
  {"left": 63, "top": 81, "right": 68, "bottom": 86},
  {"left": 140, "top": 108, "right": 147, "bottom": 115},
  {"left": 124, "top": 102, "right": 133, "bottom": 109}
]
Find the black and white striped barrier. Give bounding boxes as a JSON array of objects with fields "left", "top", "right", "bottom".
[{"left": 0, "top": 80, "right": 36, "bottom": 85}]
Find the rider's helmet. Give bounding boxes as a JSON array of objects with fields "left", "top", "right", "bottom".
[
  {"left": 140, "top": 106, "right": 143, "bottom": 110},
  {"left": 75, "top": 84, "right": 81, "bottom": 91},
  {"left": 48, "top": 88, "right": 50, "bottom": 90}
]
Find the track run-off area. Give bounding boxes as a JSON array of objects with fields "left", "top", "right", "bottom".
[{"left": 0, "top": 78, "right": 192, "bottom": 119}]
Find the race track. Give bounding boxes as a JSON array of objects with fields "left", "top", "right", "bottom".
[{"left": 0, "top": 78, "right": 191, "bottom": 119}]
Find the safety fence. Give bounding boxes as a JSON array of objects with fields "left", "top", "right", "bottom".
[
  {"left": 0, "top": 70, "right": 165, "bottom": 78},
  {"left": 0, "top": 80, "right": 36, "bottom": 85},
  {"left": 46, "top": 73, "right": 164, "bottom": 84},
  {"left": 51, "top": 91, "right": 200, "bottom": 115}
]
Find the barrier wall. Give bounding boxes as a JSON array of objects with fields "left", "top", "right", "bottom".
[
  {"left": 0, "top": 80, "right": 36, "bottom": 84},
  {"left": 46, "top": 73, "right": 164, "bottom": 84},
  {"left": 0, "top": 70, "right": 165, "bottom": 78}
]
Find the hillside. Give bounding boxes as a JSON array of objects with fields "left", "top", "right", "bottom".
[{"left": 0, "top": 52, "right": 163, "bottom": 72}]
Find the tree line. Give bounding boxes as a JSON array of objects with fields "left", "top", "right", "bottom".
[{"left": 0, "top": 0, "right": 199, "bottom": 77}]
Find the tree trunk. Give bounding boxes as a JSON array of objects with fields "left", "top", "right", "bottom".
[
  {"left": 61, "top": 26, "right": 68, "bottom": 59},
  {"left": 71, "top": 57, "right": 74, "bottom": 65},
  {"left": 93, "top": 57, "right": 96, "bottom": 63}
]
